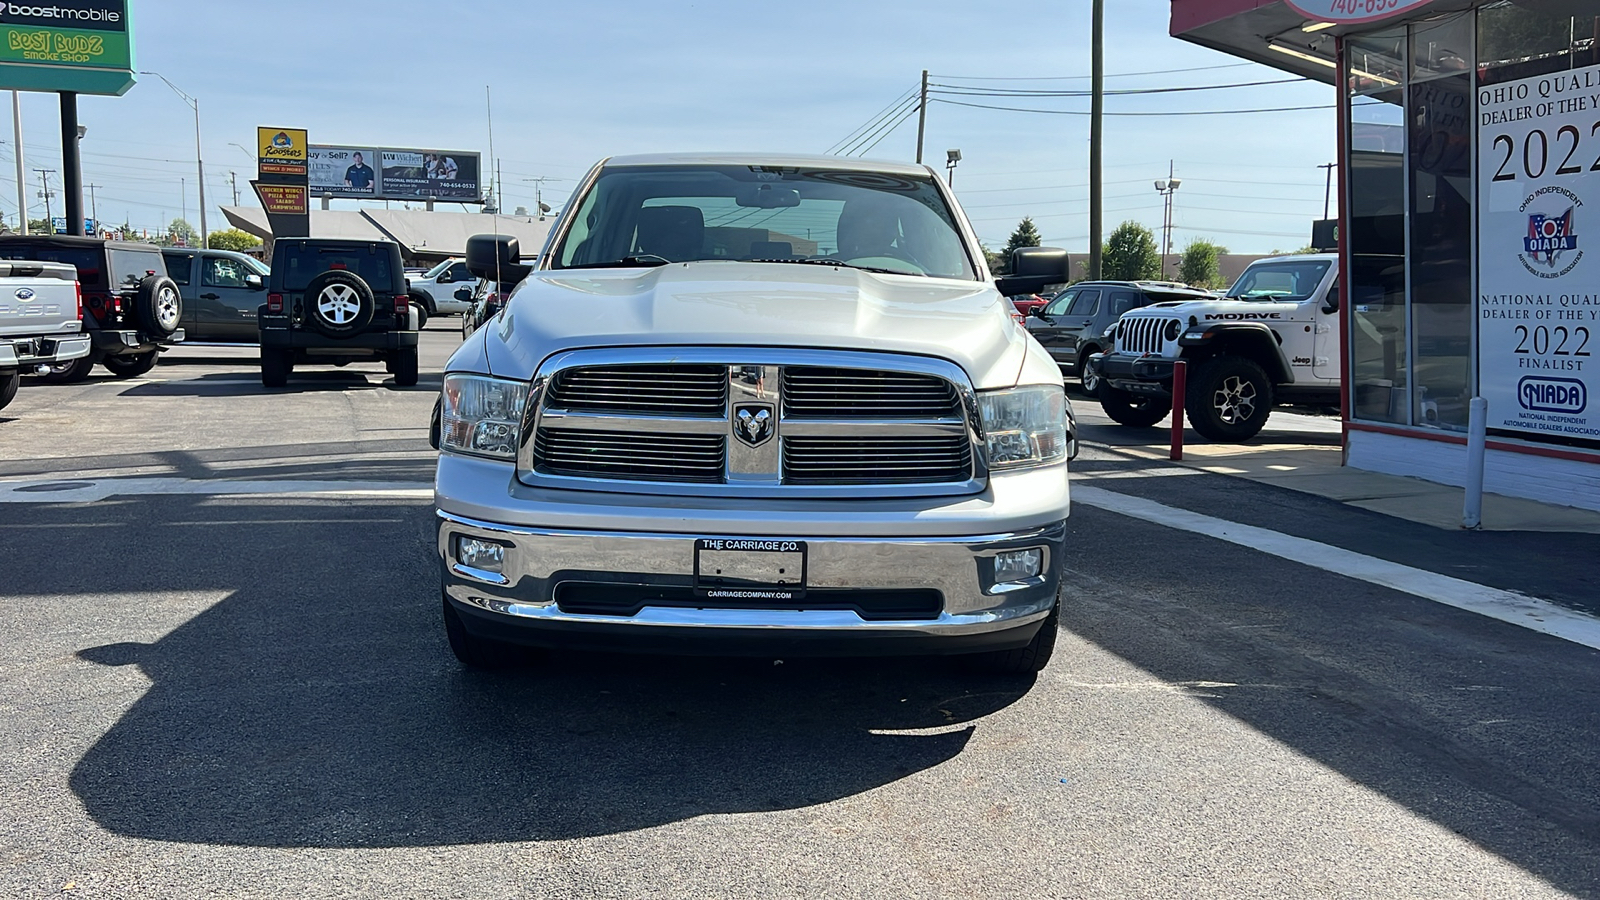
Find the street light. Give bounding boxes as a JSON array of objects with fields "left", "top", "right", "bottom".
[
  {"left": 1155, "top": 167, "right": 1183, "bottom": 276},
  {"left": 140, "top": 71, "right": 207, "bottom": 249},
  {"left": 945, "top": 148, "right": 961, "bottom": 187},
  {"left": 228, "top": 142, "right": 254, "bottom": 162}
]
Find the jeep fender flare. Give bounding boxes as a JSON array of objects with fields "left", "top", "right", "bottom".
[{"left": 1179, "top": 322, "right": 1295, "bottom": 384}]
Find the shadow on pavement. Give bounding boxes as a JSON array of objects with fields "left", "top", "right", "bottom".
[
  {"left": 119, "top": 371, "right": 442, "bottom": 396},
  {"left": 1063, "top": 504, "right": 1600, "bottom": 895},
  {"left": 3, "top": 496, "right": 1031, "bottom": 848}
]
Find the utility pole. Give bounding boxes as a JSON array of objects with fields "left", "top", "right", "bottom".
[
  {"left": 1318, "top": 162, "right": 1337, "bottom": 220},
  {"left": 86, "top": 182, "right": 99, "bottom": 231},
  {"left": 229, "top": 171, "right": 239, "bottom": 206},
  {"left": 915, "top": 69, "right": 929, "bottom": 165},
  {"left": 1155, "top": 161, "right": 1182, "bottom": 277},
  {"left": 11, "top": 91, "right": 24, "bottom": 235},
  {"left": 180, "top": 176, "right": 186, "bottom": 240},
  {"left": 1088, "top": 0, "right": 1105, "bottom": 281},
  {"left": 34, "top": 168, "right": 54, "bottom": 231}
]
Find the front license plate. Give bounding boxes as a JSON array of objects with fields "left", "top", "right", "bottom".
[{"left": 694, "top": 538, "right": 807, "bottom": 601}]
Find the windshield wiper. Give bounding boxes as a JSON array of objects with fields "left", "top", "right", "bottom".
[
  {"left": 563, "top": 255, "right": 674, "bottom": 270},
  {"left": 745, "top": 258, "right": 910, "bottom": 276}
]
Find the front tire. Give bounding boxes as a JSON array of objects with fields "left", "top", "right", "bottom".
[
  {"left": 261, "top": 347, "right": 291, "bottom": 388},
  {"left": 1097, "top": 380, "right": 1168, "bottom": 428},
  {"left": 390, "top": 346, "right": 419, "bottom": 387},
  {"left": 1185, "top": 355, "right": 1273, "bottom": 442},
  {"left": 443, "top": 595, "right": 529, "bottom": 670},
  {"left": 101, "top": 350, "right": 158, "bottom": 379},
  {"left": 1076, "top": 348, "right": 1101, "bottom": 395},
  {"left": 0, "top": 368, "right": 18, "bottom": 411},
  {"left": 971, "top": 593, "right": 1059, "bottom": 675}
]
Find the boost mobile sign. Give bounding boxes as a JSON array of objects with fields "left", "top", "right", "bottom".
[{"left": 1477, "top": 63, "right": 1600, "bottom": 442}]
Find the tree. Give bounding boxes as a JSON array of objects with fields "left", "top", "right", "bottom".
[
  {"left": 1178, "top": 239, "right": 1228, "bottom": 289},
  {"left": 979, "top": 241, "right": 1006, "bottom": 275},
  {"left": 1102, "top": 220, "right": 1161, "bottom": 282},
  {"left": 167, "top": 218, "right": 197, "bottom": 247},
  {"left": 28, "top": 218, "right": 52, "bottom": 235},
  {"left": 995, "top": 217, "right": 1042, "bottom": 275},
  {"left": 208, "top": 228, "right": 262, "bottom": 252}
]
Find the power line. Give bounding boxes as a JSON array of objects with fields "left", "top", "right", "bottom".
[
  {"left": 852, "top": 102, "right": 921, "bottom": 156},
  {"left": 837, "top": 94, "right": 920, "bottom": 157},
  {"left": 931, "top": 98, "right": 1336, "bottom": 116},
  {"left": 926, "top": 77, "right": 1309, "bottom": 97},
  {"left": 931, "top": 62, "right": 1253, "bottom": 81},
  {"left": 827, "top": 86, "right": 918, "bottom": 155}
]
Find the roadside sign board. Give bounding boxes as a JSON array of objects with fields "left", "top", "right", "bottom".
[
  {"left": 256, "top": 125, "right": 310, "bottom": 238},
  {"left": 0, "top": 0, "right": 135, "bottom": 96},
  {"left": 1284, "top": 0, "right": 1431, "bottom": 24},
  {"left": 309, "top": 146, "right": 379, "bottom": 198},
  {"left": 258, "top": 127, "right": 308, "bottom": 177},
  {"left": 308, "top": 144, "right": 482, "bottom": 202}
]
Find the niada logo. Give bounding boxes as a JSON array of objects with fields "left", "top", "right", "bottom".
[
  {"left": 1518, "top": 186, "right": 1584, "bottom": 279},
  {"left": 1518, "top": 375, "right": 1587, "bottom": 414}
]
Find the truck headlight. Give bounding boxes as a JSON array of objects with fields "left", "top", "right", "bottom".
[
  {"left": 441, "top": 374, "right": 528, "bottom": 460},
  {"left": 978, "top": 385, "right": 1068, "bottom": 470}
]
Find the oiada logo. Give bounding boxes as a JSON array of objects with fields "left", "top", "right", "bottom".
[
  {"left": 1518, "top": 376, "right": 1587, "bottom": 414},
  {"left": 1519, "top": 186, "right": 1584, "bottom": 279}
]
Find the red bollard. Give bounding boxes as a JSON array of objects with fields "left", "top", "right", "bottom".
[{"left": 1170, "top": 359, "right": 1187, "bottom": 461}]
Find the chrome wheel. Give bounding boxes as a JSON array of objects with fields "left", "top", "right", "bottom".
[
  {"left": 317, "top": 284, "right": 361, "bottom": 326},
  {"left": 1080, "top": 365, "right": 1100, "bottom": 395},
  {"left": 1213, "top": 374, "right": 1258, "bottom": 425},
  {"left": 155, "top": 285, "right": 181, "bottom": 332}
]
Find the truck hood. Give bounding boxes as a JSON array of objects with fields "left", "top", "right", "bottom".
[
  {"left": 480, "top": 261, "right": 1029, "bottom": 389},
  {"left": 1122, "top": 297, "right": 1311, "bottom": 324}
]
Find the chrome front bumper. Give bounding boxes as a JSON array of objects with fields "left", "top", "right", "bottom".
[{"left": 438, "top": 511, "right": 1065, "bottom": 653}]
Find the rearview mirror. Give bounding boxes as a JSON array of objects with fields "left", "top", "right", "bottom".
[
  {"left": 735, "top": 184, "right": 802, "bottom": 209},
  {"left": 996, "top": 247, "right": 1069, "bottom": 297},
  {"left": 454, "top": 287, "right": 473, "bottom": 302},
  {"left": 466, "top": 233, "right": 531, "bottom": 283},
  {"left": 245, "top": 273, "right": 264, "bottom": 290}
]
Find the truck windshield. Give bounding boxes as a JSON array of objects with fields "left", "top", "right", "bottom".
[
  {"left": 1225, "top": 260, "right": 1331, "bottom": 301},
  {"left": 551, "top": 164, "right": 976, "bottom": 280}
]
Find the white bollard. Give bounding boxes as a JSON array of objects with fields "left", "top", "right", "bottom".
[{"left": 1463, "top": 397, "right": 1488, "bottom": 530}]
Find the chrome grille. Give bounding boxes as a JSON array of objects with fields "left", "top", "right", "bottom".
[
  {"left": 783, "top": 435, "right": 971, "bottom": 485},
  {"left": 781, "top": 367, "right": 960, "bottom": 418},
  {"left": 546, "top": 364, "right": 727, "bottom": 417},
  {"left": 522, "top": 352, "right": 983, "bottom": 497},
  {"left": 1117, "top": 317, "right": 1179, "bottom": 355},
  {"left": 533, "top": 428, "right": 726, "bottom": 482}
]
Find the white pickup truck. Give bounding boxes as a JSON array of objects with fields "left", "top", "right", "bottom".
[
  {"left": 0, "top": 260, "right": 90, "bottom": 412},
  {"left": 432, "top": 153, "right": 1078, "bottom": 676}
]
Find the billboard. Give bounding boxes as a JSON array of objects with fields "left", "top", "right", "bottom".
[
  {"left": 0, "top": 0, "right": 133, "bottom": 95},
  {"left": 309, "top": 145, "right": 379, "bottom": 198},
  {"left": 377, "top": 149, "right": 481, "bottom": 201}
]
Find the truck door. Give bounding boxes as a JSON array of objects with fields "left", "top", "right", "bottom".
[
  {"left": 1313, "top": 278, "right": 1340, "bottom": 381},
  {"left": 198, "top": 255, "right": 261, "bottom": 341},
  {"left": 162, "top": 251, "right": 197, "bottom": 331}
]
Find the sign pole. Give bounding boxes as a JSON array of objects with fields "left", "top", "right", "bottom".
[
  {"left": 11, "top": 91, "right": 24, "bottom": 235},
  {"left": 60, "top": 91, "right": 83, "bottom": 236}
]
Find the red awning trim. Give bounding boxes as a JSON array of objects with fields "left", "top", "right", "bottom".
[{"left": 1170, "top": 0, "right": 1279, "bottom": 36}]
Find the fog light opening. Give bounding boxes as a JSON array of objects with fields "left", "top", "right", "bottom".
[
  {"left": 994, "top": 548, "right": 1043, "bottom": 584},
  {"left": 456, "top": 536, "right": 507, "bottom": 575}
]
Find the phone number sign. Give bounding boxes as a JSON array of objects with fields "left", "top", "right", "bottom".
[
  {"left": 1477, "top": 63, "right": 1600, "bottom": 442},
  {"left": 1285, "top": 0, "right": 1431, "bottom": 24}
]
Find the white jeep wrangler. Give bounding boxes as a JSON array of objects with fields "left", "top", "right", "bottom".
[{"left": 1087, "top": 254, "right": 1340, "bottom": 442}]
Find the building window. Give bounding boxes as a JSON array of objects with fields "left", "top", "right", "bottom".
[{"left": 1346, "top": 28, "right": 1409, "bottom": 424}]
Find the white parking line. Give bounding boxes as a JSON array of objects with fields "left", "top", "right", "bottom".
[
  {"left": 1074, "top": 485, "right": 1600, "bottom": 651},
  {"left": 0, "top": 477, "right": 432, "bottom": 503}
]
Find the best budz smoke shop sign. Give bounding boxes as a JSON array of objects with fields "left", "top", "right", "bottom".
[
  {"left": 0, "top": 1, "right": 134, "bottom": 96},
  {"left": 1478, "top": 64, "right": 1600, "bottom": 443}
]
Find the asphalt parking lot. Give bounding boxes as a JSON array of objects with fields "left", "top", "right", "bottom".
[{"left": 3, "top": 325, "right": 1600, "bottom": 898}]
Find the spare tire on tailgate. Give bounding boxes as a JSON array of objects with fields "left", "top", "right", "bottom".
[
  {"left": 134, "top": 274, "right": 183, "bottom": 337},
  {"left": 305, "top": 269, "right": 375, "bottom": 338}
]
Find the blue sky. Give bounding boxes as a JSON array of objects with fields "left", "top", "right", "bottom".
[{"left": 4, "top": 0, "right": 1338, "bottom": 253}]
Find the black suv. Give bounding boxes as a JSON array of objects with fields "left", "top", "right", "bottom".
[
  {"left": 259, "top": 238, "right": 418, "bottom": 388},
  {"left": 1024, "top": 280, "right": 1211, "bottom": 393},
  {"left": 0, "top": 235, "right": 183, "bottom": 381}
]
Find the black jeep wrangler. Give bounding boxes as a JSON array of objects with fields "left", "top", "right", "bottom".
[
  {"left": 0, "top": 235, "right": 184, "bottom": 381},
  {"left": 258, "top": 238, "right": 419, "bottom": 388}
]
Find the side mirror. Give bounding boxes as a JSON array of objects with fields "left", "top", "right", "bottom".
[
  {"left": 437, "top": 271, "right": 453, "bottom": 284},
  {"left": 466, "top": 233, "right": 531, "bottom": 283},
  {"left": 245, "top": 273, "right": 264, "bottom": 290},
  {"left": 1322, "top": 281, "right": 1341, "bottom": 315},
  {"left": 996, "top": 247, "right": 1069, "bottom": 297},
  {"left": 454, "top": 286, "right": 473, "bottom": 302}
]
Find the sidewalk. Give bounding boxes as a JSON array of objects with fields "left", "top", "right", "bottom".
[{"left": 1080, "top": 410, "right": 1600, "bottom": 535}]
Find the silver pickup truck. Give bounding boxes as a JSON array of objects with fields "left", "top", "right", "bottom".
[
  {"left": 0, "top": 260, "right": 91, "bottom": 412},
  {"left": 434, "top": 153, "right": 1076, "bottom": 675}
]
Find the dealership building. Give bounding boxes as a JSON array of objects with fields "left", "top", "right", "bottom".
[{"left": 1171, "top": 0, "right": 1600, "bottom": 511}]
